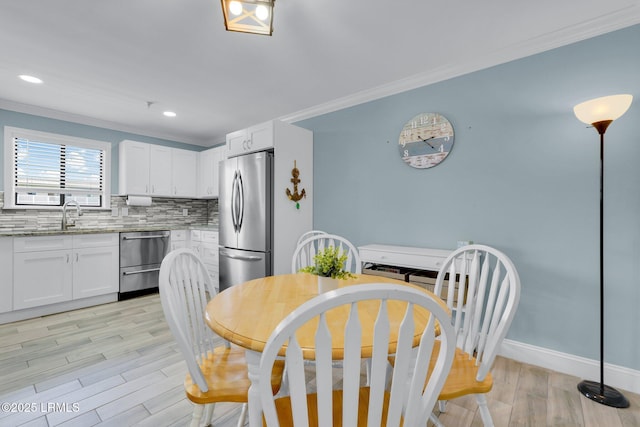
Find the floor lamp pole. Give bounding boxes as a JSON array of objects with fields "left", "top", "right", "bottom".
[{"left": 576, "top": 120, "right": 629, "bottom": 408}]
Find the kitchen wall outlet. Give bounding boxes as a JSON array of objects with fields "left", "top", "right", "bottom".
[
  {"left": 111, "top": 208, "right": 119, "bottom": 217},
  {"left": 121, "top": 207, "right": 129, "bottom": 217},
  {"left": 182, "top": 209, "right": 188, "bottom": 217}
]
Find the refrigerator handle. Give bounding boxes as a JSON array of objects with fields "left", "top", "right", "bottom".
[
  {"left": 231, "top": 171, "right": 239, "bottom": 232},
  {"left": 237, "top": 170, "right": 245, "bottom": 232}
]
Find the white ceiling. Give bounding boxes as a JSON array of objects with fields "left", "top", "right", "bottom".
[{"left": 1, "top": 1, "right": 639, "bottom": 147}]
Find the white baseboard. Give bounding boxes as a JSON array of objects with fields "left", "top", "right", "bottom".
[
  {"left": 499, "top": 339, "right": 640, "bottom": 395},
  {"left": 0, "top": 294, "right": 118, "bottom": 325}
]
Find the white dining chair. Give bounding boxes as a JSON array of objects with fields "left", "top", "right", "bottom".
[
  {"left": 259, "top": 283, "right": 456, "bottom": 426},
  {"left": 296, "top": 230, "right": 327, "bottom": 247},
  {"left": 159, "top": 248, "right": 284, "bottom": 427},
  {"left": 291, "top": 233, "right": 361, "bottom": 275},
  {"left": 430, "top": 244, "right": 521, "bottom": 427}
]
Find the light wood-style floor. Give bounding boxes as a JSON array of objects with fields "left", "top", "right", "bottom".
[{"left": 0, "top": 294, "right": 638, "bottom": 426}]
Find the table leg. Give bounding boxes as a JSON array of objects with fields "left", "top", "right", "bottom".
[{"left": 245, "top": 349, "right": 262, "bottom": 427}]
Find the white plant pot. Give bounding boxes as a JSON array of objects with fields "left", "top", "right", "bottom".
[{"left": 318, "top": 276, "right": 339, "bottom": 294}]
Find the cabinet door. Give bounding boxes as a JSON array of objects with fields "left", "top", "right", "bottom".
[
  {"left": 226, "top": 129, "right": 248, "bottom": 157},
  {"left": 14, "top": 250, "right": 73, "bottom": 310},
  {"left": 0, "top": 237, "right": 13, "bottom": 313},
  {"left": 119, "top": 140, "right": 150, "bottom": 195},
  {"left": 210, "top": 146, "right": 224, "bottom": 198},
  {"left": 170, "top": 229, "right": 188, "bottom": 250},
  {"left": 73, "top": 246, "right": 119, "bottom": 299},
  {"left": 149, "top": 145, "right": 172, "bottom": 196},
  {"left": 247, "top": 121, "right": 274, "bottom": 153},
  {"left": 196, "top": 145, "right": 224, "bottom": 199},
  {"left": 197, "top": 148, "right": 216, "bottom": 198},
  {"left": 172, "top": 149, "right": 197, "bottom": 198}
]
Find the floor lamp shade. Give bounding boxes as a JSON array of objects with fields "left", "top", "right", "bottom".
[
  {"left": 574, "top": 93, "right": 632, "bottom": 408},
  {"left": 574, "top": 94, "right": 633, "bottom": 125}
]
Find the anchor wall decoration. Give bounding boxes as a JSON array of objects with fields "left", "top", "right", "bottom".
[{"left": 285, "top": 160, "right": 306, "bottom": 209}]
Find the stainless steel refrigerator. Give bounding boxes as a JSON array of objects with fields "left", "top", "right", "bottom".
[{"left": 218, "top": 151, "right": 273, "bottom": 292}]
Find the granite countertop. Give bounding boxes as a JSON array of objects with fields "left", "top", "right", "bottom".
[{"left": 0, "top": 224, "right": 218, "bottom": 237}]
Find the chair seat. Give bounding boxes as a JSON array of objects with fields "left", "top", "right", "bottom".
[
  {"left": 185, "top": 345, "right": 284, "bottom": 404},
  {"left": 430, "top": 341, "right": 493, "bottom": 400},
  {"left": 389, "top": 341, "right": 493, "bottom": 401},
  {"left": 268, "top": 387, "right": 395, "bottom": 427}
]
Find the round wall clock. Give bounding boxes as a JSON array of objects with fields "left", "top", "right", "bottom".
[{"left": 398, "top": 112, "right": 455, "bottom": 169}]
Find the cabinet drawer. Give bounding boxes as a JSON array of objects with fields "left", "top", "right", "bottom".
[
  {"left": 14, "top": 235, "right": 73, "bottom": 253},
  {"left": 201, "top": 231, "right": 218, "bottom": 244},
  {"left": 201, "top": 244, "right": 218, "bottom": 261},
  {"left": 359, "top": 244, "right": 451, "bottom": 271},
  {"left": 73, "top": 233, "right": 118, "bottom": 249},
  {"left": 171, "top": 229, "right": 187, "bottom": 241},
  {"left": 190, "top": 230, "right": 201, "bottom": 242}
]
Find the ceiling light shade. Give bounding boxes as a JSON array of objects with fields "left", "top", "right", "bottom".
[
  {"left": 19, "top": 75, "right": 43, "bottom": 84},
  {"left": 573, "top": 94, "right": 633, "bottom": 125},
  {"left": 221, "top": 0, "right": 274, "bottom": 36}
]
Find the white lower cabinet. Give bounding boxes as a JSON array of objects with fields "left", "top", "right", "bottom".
[
  {"left": 73, "top": 245, "right": 119, "bottom": 299},
  {"left": 190, "top": 229, "right": 219, "bottom": 290},
  {"left": 170, "top": 229, "right": 189, "bottom": 251},
  {"left": 13, "top": 234, "right": 118, "bottom": 310},
  {"left": 14, "top": 249, "right": 72, "bottom": 310},
  {"left": 0, "top": 237, "right": 14, "bottom": 313}
]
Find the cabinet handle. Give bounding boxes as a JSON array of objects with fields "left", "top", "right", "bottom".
[
  {"left": 76, "top": 253, "right": 79, "bottom": 262},
  {"left": 66, "top": 254, "right": 70, "bottom": 263}
]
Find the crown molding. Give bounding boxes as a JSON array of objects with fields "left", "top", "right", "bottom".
[
  {"left": 0, "top": 99, "right": 212, "bottom": 147},
  {"left": 280, "top": 5, "right": 640, "bottom": 124}
]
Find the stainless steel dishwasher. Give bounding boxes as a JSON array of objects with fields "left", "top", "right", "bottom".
[{"left": 119, "top": 230, "right": 170, "bottom": 300}]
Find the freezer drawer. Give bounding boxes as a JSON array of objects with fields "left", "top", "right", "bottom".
[
  {"left": 219, "top": 247, "right": 271, "bottom": 292},
  {"left": 119, "top": 263, "right": 161, "bottom": 293}
]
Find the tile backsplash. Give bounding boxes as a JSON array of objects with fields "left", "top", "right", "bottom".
[{"left": 0, "top": 192, "right": 218, "bottom": 232}]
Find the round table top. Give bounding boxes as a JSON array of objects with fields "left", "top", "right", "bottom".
[{"left": 205, "top": 273, "right": 445, "bottom": 358}]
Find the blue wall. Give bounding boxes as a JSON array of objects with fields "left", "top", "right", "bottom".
[
  {"left": 0, "top": 109, "right": 203, "bottom": 191},
  {"left": 297, "top": 25, "right": 640, "bottom": 371}
]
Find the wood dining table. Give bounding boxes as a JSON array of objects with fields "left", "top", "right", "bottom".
[{"left": 205, "top": 272, "right": 446, "bottom": 426}]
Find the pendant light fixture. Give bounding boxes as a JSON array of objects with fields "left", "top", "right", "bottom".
[{"left": 221, "top": 0, "right": 274, "bottom": 36}]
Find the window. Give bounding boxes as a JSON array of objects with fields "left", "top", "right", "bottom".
[{"left": 3, "top": 127, "right": 111, "bottom": 209}]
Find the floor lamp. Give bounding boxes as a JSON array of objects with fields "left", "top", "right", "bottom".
[{"left": 573, "top": 93, "right": 633, "bottom": 408}]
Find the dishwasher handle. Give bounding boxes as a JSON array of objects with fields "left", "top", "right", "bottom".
[{"left": 122, "top": 235, "right": 169, "bottom": 240}]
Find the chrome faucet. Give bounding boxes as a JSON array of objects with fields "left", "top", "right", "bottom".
[{"left": 61, "top": 200, "right": 83, "bottom": 230}]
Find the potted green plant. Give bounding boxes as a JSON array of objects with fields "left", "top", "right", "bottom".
[{"left": 299, "top": 246, "right": 355, "bottom": 293}]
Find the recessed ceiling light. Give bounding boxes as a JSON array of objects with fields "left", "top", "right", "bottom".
[
  {"left": 19, "top": 75, "right": 43, "bottom": 84},
  {"left": 163, "top": 111, "right": 177, "bottom": 118}
]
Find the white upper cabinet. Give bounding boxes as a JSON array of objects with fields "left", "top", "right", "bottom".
[
  {"left": 119, "top": 140, "right": 151, "bottom": 195},
  {"left": 149, "top": 145, "right": 172, "bottom": 196},
  {"left": 197, "top": 145, "right": 225, "bottom": 198},
  {"left": 226, "top": 121, "right": 274, "bottom": 157},
  {"left": 172, "top": 148, "right": 197, "bottom": 198},
  {"left": 119, "top": 140, "right": 197, "bottom": 198}
]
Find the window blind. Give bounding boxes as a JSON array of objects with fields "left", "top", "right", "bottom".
[{"left": 13, "top": 137, "right": 104, "bottom": 196}]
